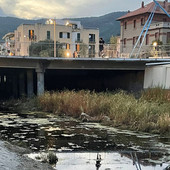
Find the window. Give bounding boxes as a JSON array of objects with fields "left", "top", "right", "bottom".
[
  {"left": 124, "top": 22, "right": 127, "bottom": 29},
  {"left": 140, "top": 36, "right": 143, "bottom": 44},
  {"left": 136, "top": 36, "right": 139, "bottom": 43},
  {"left": 141, "top": 18, "right": 144, "bottom": 26},
  {"left": 146, "top": 34, "right": 149, "bottom": 45},
  {"left": 29, "top": 30, "right": 34, "bottom": 40},
  {"left": 67, "top": 32, "right": 70, "bottom": 39},
  {"left": 89, "top": 34, "right": 95, "bottom": 43},
  {"left": 167, "top": 32, "right": 170, "bottom": 43},
  {"left": 66, "top": 43, "right": 70, "bottom": 49},
  {"left": 72, "top": 24, "right": 77, "bottom": 29},
  {"left": 89, "top": 45, "right": 95, "bottom": 57},
  {"left": 47, "top": 31, "right": 50, "bottom": 40},
  {"left": 134, "top": 20, "right": 136, "bottom": 28},
  {"left": 59, "top": 32, "right": 63, "bottom": 38},
  {"left": 18, "top": 32, "right": 21, "bottom": 41},
  {"left": 155, "top": 32, "right": 159, "bottom": 40},
  {"left": 156, "top": 6, "right": 160, "bottom": 11},
  {"left": 124, "top": 38, "right": 126, "bottom": 47},
  {"left": 163, "top": 18, "right": 167, "bottom": 22},
  {"left": 76, "top": 44, "right": 80, "bottom": 52},
  {"left": 59, "top": 32, "right": 70, "bottom": 39},
  {"left": 77, "top": 33, "right": 80, "bottom": 42},
  {"left": 133, "top": 37, "right": 136, "bottom": 45}
]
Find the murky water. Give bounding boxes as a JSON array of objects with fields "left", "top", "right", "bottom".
[{"left": 0, "top": 111, "right": 169, "bottom": 169}]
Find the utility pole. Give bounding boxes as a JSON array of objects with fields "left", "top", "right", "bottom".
[{"left": 54, "top": 19, "right": 56, "bottom": 57}]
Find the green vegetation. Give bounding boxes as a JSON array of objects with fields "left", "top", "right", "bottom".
[
  {"left": 79, "top": 43, "right": 88, "bottom": 57},
  {"left": 37, "top": 88, "right": 170, "bottom": 135},
  {"left": 110, "top": 35, "right": 118, "bottom": 45},
  {"left": 29, "top": 40, "right": 64, "bottom": 57}
]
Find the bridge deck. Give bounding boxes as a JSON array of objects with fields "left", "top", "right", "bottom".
[{"left": 1, "top": 56, "right": 170, "bottom": 70}]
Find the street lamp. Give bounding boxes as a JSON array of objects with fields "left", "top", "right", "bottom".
[
  {"left": 153, "top": 41, "right": 158, "bottom": 47},
  {"left": 153, "top": 41, "right": 158, "bottom": 57},
  {"left": 47, "top": 19, "right": 56, "bottom": 57}
]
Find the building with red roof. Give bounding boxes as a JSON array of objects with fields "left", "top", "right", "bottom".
[{"left": 117, "top": 0, "right": 170, "bottom": 57}]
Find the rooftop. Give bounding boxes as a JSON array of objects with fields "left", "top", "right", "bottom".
[{"left": 117, "top": 0, "right": 170, "bottom": 21}]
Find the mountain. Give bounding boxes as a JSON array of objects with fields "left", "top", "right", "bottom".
[
  {"left": 67, "top": 12, "right": 127, "bottom": 42},
  {"left": 0, "top": 17, "right": 45, "bottom": 41},
  {"left": 0, "top": 11, "right": 126, "bottom": 42}
]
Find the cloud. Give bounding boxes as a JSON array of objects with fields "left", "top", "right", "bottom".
[
  {"left": 0, "top": 0, "right": 153, "bottom": 19},
  {"left": 0, "top": 7, "right": 5, "bottom": 16},
  {"left": 0, "top": 0, "right": 71, "bottom": 19}
]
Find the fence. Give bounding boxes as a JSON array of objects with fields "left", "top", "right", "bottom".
[{"left": 1, "top": 41, "right": 170, "bottom": 59}]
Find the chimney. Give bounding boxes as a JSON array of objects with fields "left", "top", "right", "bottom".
[
  {"left": 142, "top": 1, "right": 144, "bottom": 8},
  {"left": 164, "top": 0, "right": 168, "bottom": 8}
]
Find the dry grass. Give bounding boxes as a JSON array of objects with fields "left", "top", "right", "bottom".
[
  {"left": 37, "top": 89, "right": 170, "bottom": 134},
  {"left": 140, "top": 87, "right": 170, "bottom": 103}
]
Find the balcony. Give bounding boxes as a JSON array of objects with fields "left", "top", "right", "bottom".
[
  {"left": 89, "top": 40, "right": 96, "bottom": 44},
  {"left": 75, "top": 39, "right": 83, "bottom": 43},
  {"left": 150, "top": 22, "right": 170, "bottom": 29}
]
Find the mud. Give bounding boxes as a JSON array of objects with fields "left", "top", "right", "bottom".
[{"left": 0, "top": 140, "right": 54, "bottom": 170}]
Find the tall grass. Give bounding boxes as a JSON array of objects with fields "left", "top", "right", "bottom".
[{"left": 38, "top": 89, "right": 170, "bottom": 134}]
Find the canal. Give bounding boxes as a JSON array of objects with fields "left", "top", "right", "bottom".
[{"left": 0, "top": 111, "right": 169, "bottom": 169}]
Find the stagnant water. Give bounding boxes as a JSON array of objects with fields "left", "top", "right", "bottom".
[{"left": 0, "top": 111, "right": 169, "bottom": 170}]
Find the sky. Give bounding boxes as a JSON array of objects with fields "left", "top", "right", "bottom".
[{"left": 0, "top": 0, "right": 154, "bottom": 19}]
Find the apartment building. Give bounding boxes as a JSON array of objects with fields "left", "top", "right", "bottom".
[
  {"left": 117, "top": 0, "right": 170, "bottom": 57},
  {"left": 2, "top": 32, "right": 15, "bottom": 56},
  {"left": 14, "top": 20, "right": 99, "bottom": 57}
]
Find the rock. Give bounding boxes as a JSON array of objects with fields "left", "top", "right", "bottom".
[
  {"left": 48, "top": 151, "right": 58, "bottom": 165},
  {"left": 102, "top": 116, "right": 111, "bottom": 122},
  {"left": 80, "top": 112, "right": 92, "bottom": 122}
]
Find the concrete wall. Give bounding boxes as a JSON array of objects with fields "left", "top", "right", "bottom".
[{"left": 144, "top": 64, "right": 170, "bottom": 89}]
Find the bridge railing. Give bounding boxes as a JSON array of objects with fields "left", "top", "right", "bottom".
[{"left": 1, "top": 41, "right": 170, "bottom": 59}]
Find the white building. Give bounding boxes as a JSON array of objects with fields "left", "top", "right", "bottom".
[
  {"left": 144, "top": 63, "right": 170, "bottom": 89},
  {"left": 14, "top": 19, "right": 99, "bottom": 57}
]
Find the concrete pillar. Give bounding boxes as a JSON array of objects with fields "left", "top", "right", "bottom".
[
  {"left": 37, "top": 71, "right": 44, "bottom": 95},
  {"left": 19, "top": 72, "right": 25, "bottom": 97},
  {"left": 36, "top": 62, "right": 47, "bottom": 96},
  {"left": 27, "top": 70, "right": 34, "bottom": 97}
]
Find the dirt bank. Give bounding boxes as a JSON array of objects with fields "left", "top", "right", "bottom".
[{"left": 0, "top": 140, "right": 54, "bottom": 170}]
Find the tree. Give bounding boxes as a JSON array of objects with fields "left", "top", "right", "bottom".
[
  {"left": 29, "top": 40, "right": 64, "bottom": 57},
  {"left": 107, "top": 35, "right": 119, "bottom": 57},
  {"left": 110, "top": 35, "right": 118, "bottom": 51},
  {"left": 79, "top": 43, "right": 88, "bottom": 57},
  {"left": 110, "top": 35, "right": 117, "bottom": 45}
]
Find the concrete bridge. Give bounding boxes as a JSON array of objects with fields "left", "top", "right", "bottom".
[{"left": 1, "top": 56, "right": 170, "bottom": 99}]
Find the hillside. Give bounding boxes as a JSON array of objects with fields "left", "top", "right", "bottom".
[
  {"left": 67, "top": 12, "right": 127, "bottom": 42},
  {"left": 0, "top": 11, "right": 126, "bottom": 42},
  {"left": 0, "top": 17, "right": 45, "bottom": 40}
]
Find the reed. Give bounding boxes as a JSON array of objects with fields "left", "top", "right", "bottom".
[{"left": 37, "top": 89, "right": 170, "bottom": 134}]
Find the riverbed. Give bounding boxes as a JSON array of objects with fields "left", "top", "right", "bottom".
[{"left": 0, "top": 111, "right": 169, "bottom": 169}]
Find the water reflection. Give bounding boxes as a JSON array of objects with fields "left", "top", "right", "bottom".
[
  {"left": 0, "top": 112, "right": 169, "bottom": 169},
  {"left": 28, "top": 152, "right": 169, "bottom": 170}
]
